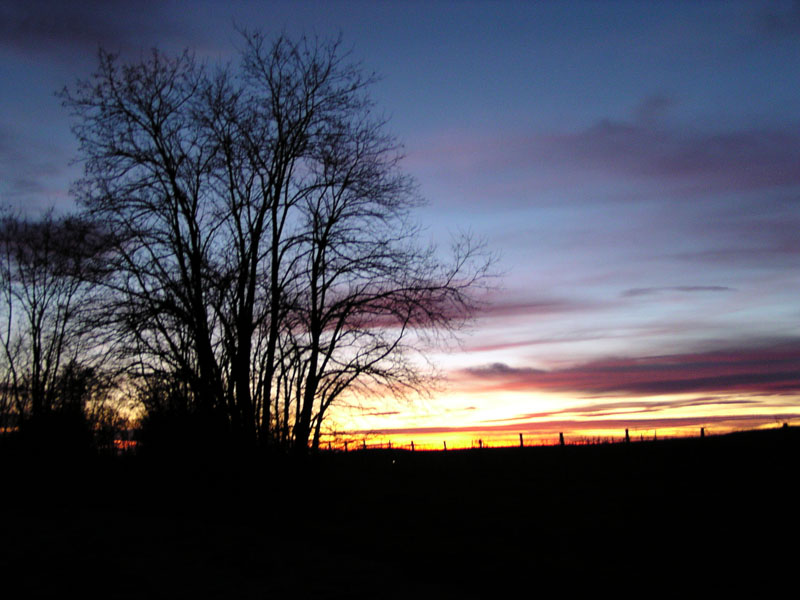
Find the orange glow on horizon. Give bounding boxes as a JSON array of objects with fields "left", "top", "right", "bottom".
[
  {"left": 324, "top": 388, "right": 800, "bottom": 451},
  {"left": 319, "top": 421, "right": 792, "bottom": 452}
]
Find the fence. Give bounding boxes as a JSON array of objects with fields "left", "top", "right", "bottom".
[{"left": 320, "top": 426, "right": 732, "bottom": 452}]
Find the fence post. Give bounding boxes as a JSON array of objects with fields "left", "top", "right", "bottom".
[
  {"left": 344, "top": 441, "right": 349, "bottom": 452},
  {"left": 700, "top": 427, "right": 705, "bottom": 439},
  {"left": 478, "top": 439, "right": 483, "bottom": 449},
  {"left": 625, "top": 428, "right": 630, "bottom": 444},
  {"left": 363, "top": 439, "right": 367, "bottom": 451},
  {"left": 559, "top": 432, "right": 565, "bottom": 446},
  {"left": 519, "top": 433, "right": 524, "bottom": 448},
  {"left": 443, "top": 441, "right": 447, "bottom": 451},
  {"left": 411, "top": 441, "right": 415, "bottom": 452}
]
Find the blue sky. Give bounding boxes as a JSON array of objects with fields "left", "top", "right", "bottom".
[{"left": 2, "top": 0, "right": 799, "bottom": 443}]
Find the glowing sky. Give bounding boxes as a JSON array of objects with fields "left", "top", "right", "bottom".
[{"left": 2, "top": 1, "right": 799, "bottom": 446}]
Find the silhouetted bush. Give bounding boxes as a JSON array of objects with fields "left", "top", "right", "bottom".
[
  {"left": 136, "top": 406, "right": 233, "bottom": 460},
  {"left": 15, "top": 410, "right": 94, "bottom": 458}
]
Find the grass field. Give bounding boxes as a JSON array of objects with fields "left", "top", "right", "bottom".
[{"left": 2, "top": 427, "right": 797, "bottom": 597}]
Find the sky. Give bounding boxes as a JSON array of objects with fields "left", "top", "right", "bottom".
[{"left": 2, "top": 0, "right": 799, "bottom": 447}]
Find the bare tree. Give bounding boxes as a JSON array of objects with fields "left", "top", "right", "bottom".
[
  {"left": 0, "top": 208, "right": 112, "bottom": 440},
  {"left": 63, "top": 48, "right": 231, "bottom": 440},
  {"left": 288, "top": 115, "right": 489, "bottom": 451},
  {"left": 62, "top": 31, "right": 493, "bottom": 452}
]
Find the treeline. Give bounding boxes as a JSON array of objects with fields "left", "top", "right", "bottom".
[{"left": 0, "top": 31, "right": 491, "bottom": 455}]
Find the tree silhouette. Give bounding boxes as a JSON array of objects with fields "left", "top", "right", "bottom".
[
  {"left": 61, "top": 31, "right": 492, "bottom": 452},
  {"left": 0, "top": 208, "right": 115, "bottom": 447}
]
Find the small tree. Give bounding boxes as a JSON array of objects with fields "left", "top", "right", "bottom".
[
  {"left": 62, "top": 31, "right": 492, "bottom": 452},
  {"left": 0, "top": 208, "right": 111, "bottom": 446}
]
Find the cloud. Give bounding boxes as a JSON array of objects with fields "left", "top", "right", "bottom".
[
  {"left": 459, "top": 294, "right": 615, "bottom": 353},
  {"left": 355, "top": 413, "right": 800, "bottom": 437},
  {"left": 465, "top": 363, "right": 545, "bottom": 377},
  {"left": 476, "top": 296, "right": 597, "bottom": 319},
  {"left": 672, "top": 242, "right": 800, "bottom": 267},
  {"left": 411, "top": 99, "right": 800, "bottom": 203},
  {"left": 0, "top": 126, "right": 74, "bottom": 210},
  {"left": 481, "top": 397, "right": 762, "bottom": 423},
  {"left": 634, "top": 93, "right": 676, "bottom": 125},
  {"left": 544, "top": 120, "right": 800, "bottom": 195},
  {"left": 622, "top": 286, "right": 735, "bottom": 297},
  {"left": 456, "top": 340, "right": 800, "bottom": 397},
  {"left": 0, "top": 0, "right": 185, "bottom": 57},
  {"left": 461, "top": 320, "right": 731, "bottom": 355},
  {"left": 758, "top": 1, "right": 800, "bottom": 39}
]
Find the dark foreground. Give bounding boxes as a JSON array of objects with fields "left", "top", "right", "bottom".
[{"left": 2, "top": 427, "right": 798, "bottom": 597}]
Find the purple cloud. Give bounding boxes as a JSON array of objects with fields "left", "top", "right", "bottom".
[
  {"left": 475, "top": 296, "right": 599, "bottom": 319},
  {"left": 758, "top": 1, "right": 800, "bottom": 39},
  {"left": 466, "top": 363, "right": 546, "bottom": 377},
  {"left": 457, "top": 340, "right": 800, "bottom": 397},
  {"left": 410, "top": 100, "right": 800, "bottom": 203},
  {"left": 0, "top": 0, "right": 194, "bottom": 58},
  {"left": 544, "top": 120, "right": 800, "bottom": 195}
]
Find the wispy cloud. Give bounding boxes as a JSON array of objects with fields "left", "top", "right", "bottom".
[
  {"left": 672, "top": 242, "right": 800, "bottom": 267},
  {"left": 622, "top": 286, "right": 735, "bottom": 297},
  {"left": 475, "top": 296, "right": 600, "bottom": 319},
  {"left": 357, "top": 413, "right": 800, "bottom": 437},
  {"left": 481, "top": 397, "right": 762, "bottom": 423}
]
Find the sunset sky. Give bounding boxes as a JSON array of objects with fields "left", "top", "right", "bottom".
[{"left": 2, "top": 0, "right": 799, "bottom": 447}]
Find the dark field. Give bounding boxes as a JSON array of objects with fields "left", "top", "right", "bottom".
[{"left": 3, "top": 428, "right": 797, "bottom": 597}]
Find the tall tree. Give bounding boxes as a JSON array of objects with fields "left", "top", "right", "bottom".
[
  {"left": 62, "top": 32, "right": 492, "bottom": 451},
  {"left": 64, "top": 48, "right": 229, "bottom": 436}
]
